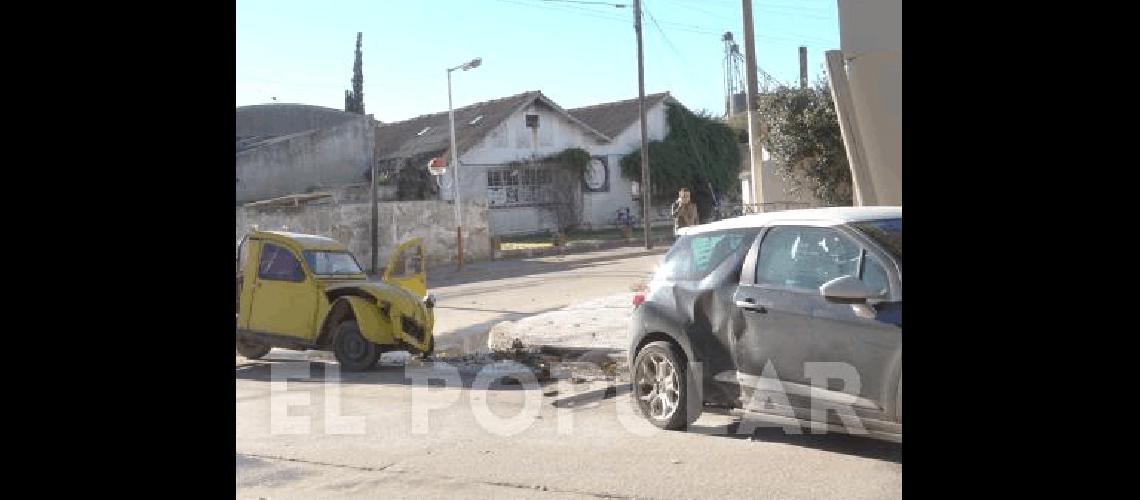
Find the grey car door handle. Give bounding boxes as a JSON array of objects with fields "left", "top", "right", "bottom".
[{"left": 735, "top": 299, "right": 768, "bottom": 313}]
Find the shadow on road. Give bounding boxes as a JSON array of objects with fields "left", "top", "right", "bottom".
[
  {"left": 427, "top": 249, "right": 665, "bottom": 289},
  {"left": 697, "top": 420, "right": 902, "bottom": 464},
  {"left": 550, "top": 383, "right": 630, "bottom": 408},
  {"left": 547, "top": 382, "right": 901, "bottom": 464},
  {"left": 235, "top": 358, "right": 544, "bottom": 391}
]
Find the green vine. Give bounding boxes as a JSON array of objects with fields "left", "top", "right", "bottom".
[
  {"left": 620, "top": 103, "right": 740, "bottom": 211},
  {"left": 504, "top": 147, "right": 591, "bottom": 179},
  {"left": 545, "top": 147, "right": 590, "bottom": 177}
]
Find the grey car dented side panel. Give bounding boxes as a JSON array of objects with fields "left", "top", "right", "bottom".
[{"left": 629, "top": 228, "right": 761, "bottom": 407}]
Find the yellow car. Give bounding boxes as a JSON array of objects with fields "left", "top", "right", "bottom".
[{"left": 236, "top": 230, "right": 435, "bottom": 370}]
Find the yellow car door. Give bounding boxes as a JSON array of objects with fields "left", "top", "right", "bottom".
[
  {"left": 248, "top": 242, "right": 319, "bottom": 339},
  {"left": 382, "top": 238, "right": 427, "bottom": 298}
]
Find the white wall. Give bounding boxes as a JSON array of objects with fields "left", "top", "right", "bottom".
[
  {"left": 444, "top": 100, "right": 670, "bottom": 235},
  {"left": 579, "top": 102, "right": 670, "bottom": 230}
]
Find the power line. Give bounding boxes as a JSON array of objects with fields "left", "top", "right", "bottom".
[
  {"left": 496, "top": 0, "right": 833, "bottom": 45},
  {"left": 490, "top": 0, "right": 630, "bottom": 24},
  {"left": 536, "top": 0, "right": 627, "bottom": 7},
  {"left": 656, "top": 0, "right": 835, "bottom": 43},
  {"left": 663, "top": 0, "right": 832, "bottom": 21},
  {"left": 658, "top": 0, "right": 736, "bottom": 23},
  {"left": 645, "top": 3, "right": 787, "bottom": 99}
]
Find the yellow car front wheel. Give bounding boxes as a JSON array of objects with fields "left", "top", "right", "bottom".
[{"left": 333, "top": 320, "right": 379, "bottom": 371}]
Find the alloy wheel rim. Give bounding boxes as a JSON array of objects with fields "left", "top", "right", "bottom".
[{"left": 636, "top": 352, "right": 680, "bottom": 420}]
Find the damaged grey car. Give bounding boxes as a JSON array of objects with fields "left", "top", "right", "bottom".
[{"left": 629, "top": 207, "right": 902, "bottom": 441}]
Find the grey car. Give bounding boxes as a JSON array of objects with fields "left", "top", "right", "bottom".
[{"left": 629, "top": 207, "right": 902, "bottom": 441}]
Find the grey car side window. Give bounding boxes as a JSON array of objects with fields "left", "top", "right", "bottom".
[{"left": 755, "top": 226, "right": 861, "bottom": 290}]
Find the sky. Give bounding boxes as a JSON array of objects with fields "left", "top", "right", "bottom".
[{"left": 236, "top": 0, "right": 840, "bottom": 123}]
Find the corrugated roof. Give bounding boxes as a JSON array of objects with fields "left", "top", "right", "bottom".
[
  {"left": 567, "top": 92, "right": 672, "bottom": 139},
  {"left": 374, "top": 91, "right": 537, "bottom": 163},
  {"left": 236, "top": 135, "right": 280, "bottom": 153},
  {"left": 243, "top": 192, "right": 334, "bottom": 209},
  {"left": 373, "top": 90, "right": 611, "bottom": 164}
]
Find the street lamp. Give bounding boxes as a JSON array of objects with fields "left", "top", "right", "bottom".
[{"left": 447, "top": 56, "right": 481, "bottom": 270}]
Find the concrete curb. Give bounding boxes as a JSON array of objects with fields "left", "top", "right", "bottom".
[{"left": 494, "top": 237, "right": 674, "bottom": 260}]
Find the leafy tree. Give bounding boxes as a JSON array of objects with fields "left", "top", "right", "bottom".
[
  {"left": 344, "top": 32, "right": 364, "bottom": 114},
  {"left": 758, "top": 80, "right": 852, "bottom": 205}
]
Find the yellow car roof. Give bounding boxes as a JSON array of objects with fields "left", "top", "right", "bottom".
[{"left": 253, "top": 230, "right": 349, "bottom": 252}]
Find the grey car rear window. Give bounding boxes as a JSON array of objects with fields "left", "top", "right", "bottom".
[{"left": 662, "top": 230, "right": 756, "bottom": 281}]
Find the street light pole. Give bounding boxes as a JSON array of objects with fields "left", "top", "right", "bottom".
[
  {"left": 447, "top": 69, "right": 463, "bottom": 270},
  {"left": 446, "top": 57, "right": 481, "bottom": 271}
]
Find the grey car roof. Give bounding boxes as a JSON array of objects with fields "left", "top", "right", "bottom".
[{"left": 679, "top": 206, "right": 902, "bottom": 236}]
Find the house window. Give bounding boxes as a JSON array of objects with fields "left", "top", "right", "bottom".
[
  {"left": 487, "top": 167, "right": 553, "bottom": 208},
  {"left": 525, "top": 114, "right": 540, "bottom": 128}
]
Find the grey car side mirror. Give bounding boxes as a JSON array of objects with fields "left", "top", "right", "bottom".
[{"left": 820, "top": 275, "right": 882, "bottom": 304}]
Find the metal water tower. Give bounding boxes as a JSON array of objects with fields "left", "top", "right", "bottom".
[{"left": 722, "top": 32, "right": 746, "bottom": 117}]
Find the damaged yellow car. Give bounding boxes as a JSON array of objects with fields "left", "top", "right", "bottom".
[{"left": 236, "top": 230, "right": 435, "bottom": 370}]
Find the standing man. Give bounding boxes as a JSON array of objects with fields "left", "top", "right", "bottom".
[{"left": 671, "top": 187, "right": 699, "bottom": 235}]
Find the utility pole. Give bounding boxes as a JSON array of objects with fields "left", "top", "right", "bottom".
[
  {"left": 799, "top": 46, "right": 809, "bottom": 89},
  {"left": 370, "top": 162, "right": 378, "bottom": 274},
  {"left": 742, "top": 0, "right": 763, "bottom": 207},
  {"left": 634, "top": 0, "right": 651, "bottom": 249}
]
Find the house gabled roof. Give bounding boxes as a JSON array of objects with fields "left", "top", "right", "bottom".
[
  {"left": 567, "top": 92, "right": 672, "bottom": 139},
  {"left": 374, "top": 90, "right": 611, "bottom": 164}
]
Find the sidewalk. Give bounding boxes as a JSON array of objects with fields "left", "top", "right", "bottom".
[
  {"left": 494, "top": 236, "right": 673, "bottom": 260},
  {"left": 421, "top": 245, "right": 663, "bottom": 359},
  {"left": 487, "top": 292, "right": 635, "bottom": 356},
  {"left": 495, "top": 226, "right": 675, "bottom": 260}
]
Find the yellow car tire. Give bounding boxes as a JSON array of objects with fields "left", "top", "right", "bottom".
[
  {"left": 333, "top": 320, "right": 380, "bottom": 371},
  {"left": 236, "top": 337, "right": 271, "bottom": 360}
]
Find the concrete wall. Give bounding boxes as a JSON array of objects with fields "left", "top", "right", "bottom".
[
  {"left": 740, "top": 141, "right": 823, "bottom": 206},
  {"left": 322, "top": 182, "right": 398, "bottom": 204},
  {"left": 737, "top": 113, "right": 824, "bottom": 208},
  {"left": 236, "top": 200, "right": 491, "bottom": 271},
  {"left": 838, "top": 0, "right": 901, "bottom": 205},
  {"left": 236, "top": 104, "right": 366, "bottom": 137},
  {"left": 236, "top": 117, "right": 375, "bottom": 204},
  {"left": 450, "top": 100, "right": 670, "bottom": 235},
  {"left": 759, "top": 160, "right": 821, "bottom": 205}
]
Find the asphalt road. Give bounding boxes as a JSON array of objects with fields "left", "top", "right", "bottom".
[{"left": 236, "top": 247, "right": 902, "bottom": 499}]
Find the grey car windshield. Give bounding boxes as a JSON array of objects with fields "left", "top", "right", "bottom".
[
  {"left": 303, "top": 251, "right": 364, "bottom": 275},
  {"left": 852, "top": 218, "right": 901, "bottom": 258}
]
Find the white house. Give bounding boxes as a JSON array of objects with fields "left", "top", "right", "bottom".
[{"left": 374, "top": 90, "right": 678, "bottom": 235}]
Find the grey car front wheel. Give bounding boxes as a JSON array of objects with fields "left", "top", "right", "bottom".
[{"left": 633, "top": 341, "right": 692, "bottom": 429}]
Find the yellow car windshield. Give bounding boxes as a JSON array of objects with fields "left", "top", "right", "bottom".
[{"left": 303, "top": 250, "right": 364, "bottom": 275}]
